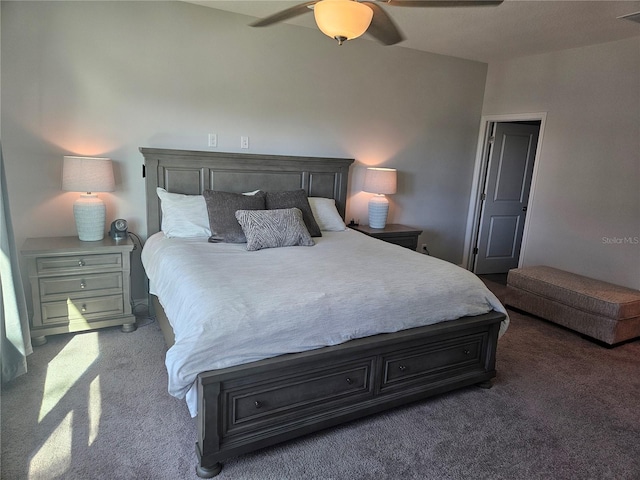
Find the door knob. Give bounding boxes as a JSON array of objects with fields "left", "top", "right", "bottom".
[{"left": 522, "top": 206, "right": 527, "bottom": 212}]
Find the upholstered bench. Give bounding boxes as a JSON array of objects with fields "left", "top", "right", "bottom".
[{"left": 506, "top": 266, "right": 640, "bottom": 346}]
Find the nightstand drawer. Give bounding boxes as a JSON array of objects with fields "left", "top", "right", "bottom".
[
  {"left": 380, "top": 333, "right": 487, "bottom": 392},
  {"left": 384, "top": 236, "right": 418, "bottom": 250},
  {"left": 39, "top": 273, "right": 123, "bottom": 300},
  {"left": 36, "top": 253, "right": 122, "bottom": 275},
  {"left": 41, "top": 295, "right": 125, "bottom": 325},
  {"left": 349, "top": 224, "right": 422, "bottom": 251}
]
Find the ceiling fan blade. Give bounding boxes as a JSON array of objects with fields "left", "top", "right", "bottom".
[
  {"left": 385, "top": 0, "right": 503, "bottom": 7},
  {"left": 250, "top": 1, "right": 318, "bottom": 27},
  {"left": 362, "top": 2, "right": 405, "bottom": 46}
]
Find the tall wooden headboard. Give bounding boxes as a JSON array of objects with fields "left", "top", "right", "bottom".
[{"left": 140, "top": 148, "right": 354, "bottom": 238}]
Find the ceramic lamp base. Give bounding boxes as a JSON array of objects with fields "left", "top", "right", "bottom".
[
  {"left": 368, "top": 194, "right": 389, "bottom": 229},
  {"left": 73, "top": 193, "right": 106, "bottom": 241}
]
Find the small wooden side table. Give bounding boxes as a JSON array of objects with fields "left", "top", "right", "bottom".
[{"left": 22, "top": 236, "right": 136, "bottom": 345}]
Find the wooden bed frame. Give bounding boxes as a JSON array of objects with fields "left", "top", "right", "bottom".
[{"left": 140, "top": 147, "right": 505, "bottom": 478}]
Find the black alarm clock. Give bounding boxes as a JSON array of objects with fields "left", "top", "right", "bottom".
[{"left": 109, "top": 219, "right": 128, "bottom": 240}]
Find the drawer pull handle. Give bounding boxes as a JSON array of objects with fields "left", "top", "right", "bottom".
[
  {"left": 80, "top": 281, "right": 86, "bottom": 289},
  {"left": 346, "top": 377, "right": 353, "bottom": 385},
  {"left": 464, "top": 349, "right": 471, "bottom": 355},
  {"left": 81, "top": 304, "right": 87, "bottom": 313},
  {"left": 78, "top": 259, "right": 85, "bottom": 267},
  {"left": 254, "top": 401, "right": 262, "bottom": 409},
  {"left": 398, "top": 364, "right": 407, "bottom": 372}
]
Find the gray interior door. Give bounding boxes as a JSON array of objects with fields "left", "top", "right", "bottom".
[{"left": 474, "top": 122, "right": 538, "bottom": 274}]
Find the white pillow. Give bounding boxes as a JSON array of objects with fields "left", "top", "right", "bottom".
[
  {"left": 156, "top": 188, "right": 211, "bottom": 238},
  {"left": 308, "top": 197, "right": 346, "bottom": 231}
]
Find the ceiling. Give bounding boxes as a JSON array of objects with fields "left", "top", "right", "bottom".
[{"left": 188, "top": 0, "right": 640, "bottom": 62}]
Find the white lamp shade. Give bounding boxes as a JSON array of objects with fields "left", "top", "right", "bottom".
[
  {"left": 62, "top": 156, "right": 114, "bottom": 241},
  {"left": 62, "top": 156, "right": 115, "bottom": 193},
  {"left": 314, "top": 0, "right": 374, "bottom": 42},
  {"left": 363, "top": 167, "right": 397, "bottom": 195}
]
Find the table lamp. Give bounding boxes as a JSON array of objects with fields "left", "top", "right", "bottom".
[
  {"left": 363, "top": 167, "right": 397, "bottom": 229},
  {"left": 62, "top": 156, "right": 115, "bottom": 241}
]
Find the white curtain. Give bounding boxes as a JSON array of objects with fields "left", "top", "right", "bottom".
[{"left": 0, "top": 144, "right": 32, "bottom": 382}]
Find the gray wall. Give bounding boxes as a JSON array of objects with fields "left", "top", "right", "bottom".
[
  {"left": 483, "top": 38, "right": 640, "bottom": 289},
  {"left": 1, "top": 1, "right": 488, "bottom": 299}
]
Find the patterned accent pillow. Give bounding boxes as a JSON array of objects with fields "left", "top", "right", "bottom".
[
  {"left": 235, "top": 208, "right": 315, "bottom": 251},
  {"left": 203, "top": 190, "right": 266, "bottom": 243},
  {"left": 265, "top": 190, "right": 322, "bottom": 237}
]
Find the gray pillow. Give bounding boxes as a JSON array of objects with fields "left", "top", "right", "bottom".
[
  {"left": 265, "top": 190, "right": 322, "bottom": 237},
  {"left": 235, "top": 208, "right": 315, "bottom": 251},
  {"left": 203, "top": 190, "right": 266, "bottom": 243}
]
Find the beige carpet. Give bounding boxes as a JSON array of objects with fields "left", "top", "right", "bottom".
[{"left": 2, "top": 296, "right": 639, "bottom": 479}]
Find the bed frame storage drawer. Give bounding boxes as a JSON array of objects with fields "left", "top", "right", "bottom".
[
  {"left": 221, "top": 358, "right": 376, "bottom": 440},
  {"left": 380, "top": 332, "right": 489, "bottom": 393}
]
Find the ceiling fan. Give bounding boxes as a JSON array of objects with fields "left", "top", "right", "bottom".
[{"left": 251, "top": 0, "right": 504, "bottom": 46}]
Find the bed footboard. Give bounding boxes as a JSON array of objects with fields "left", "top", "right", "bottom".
[{"left": 195, "top": 311, "right": 504, "bottom": 477}]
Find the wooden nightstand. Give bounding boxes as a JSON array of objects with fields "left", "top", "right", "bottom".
[
  {"left": 349, "top": 224, "right": 423, "bottom": 251},
  {"left": 22, "top": 236, "right": 136, "bottom": 346}
]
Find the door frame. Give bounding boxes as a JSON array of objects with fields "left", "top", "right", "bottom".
[{"left": 462, "top": 112, "right": 547, "bottom": 272}]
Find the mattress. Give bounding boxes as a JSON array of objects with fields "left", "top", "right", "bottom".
[{"left": 142, "top": 229, "right": 508, "bottom": 416}]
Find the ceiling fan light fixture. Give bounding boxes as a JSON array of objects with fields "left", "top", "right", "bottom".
[{"left": 314, "top": 0, "right": 374, "bottom": 45}]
